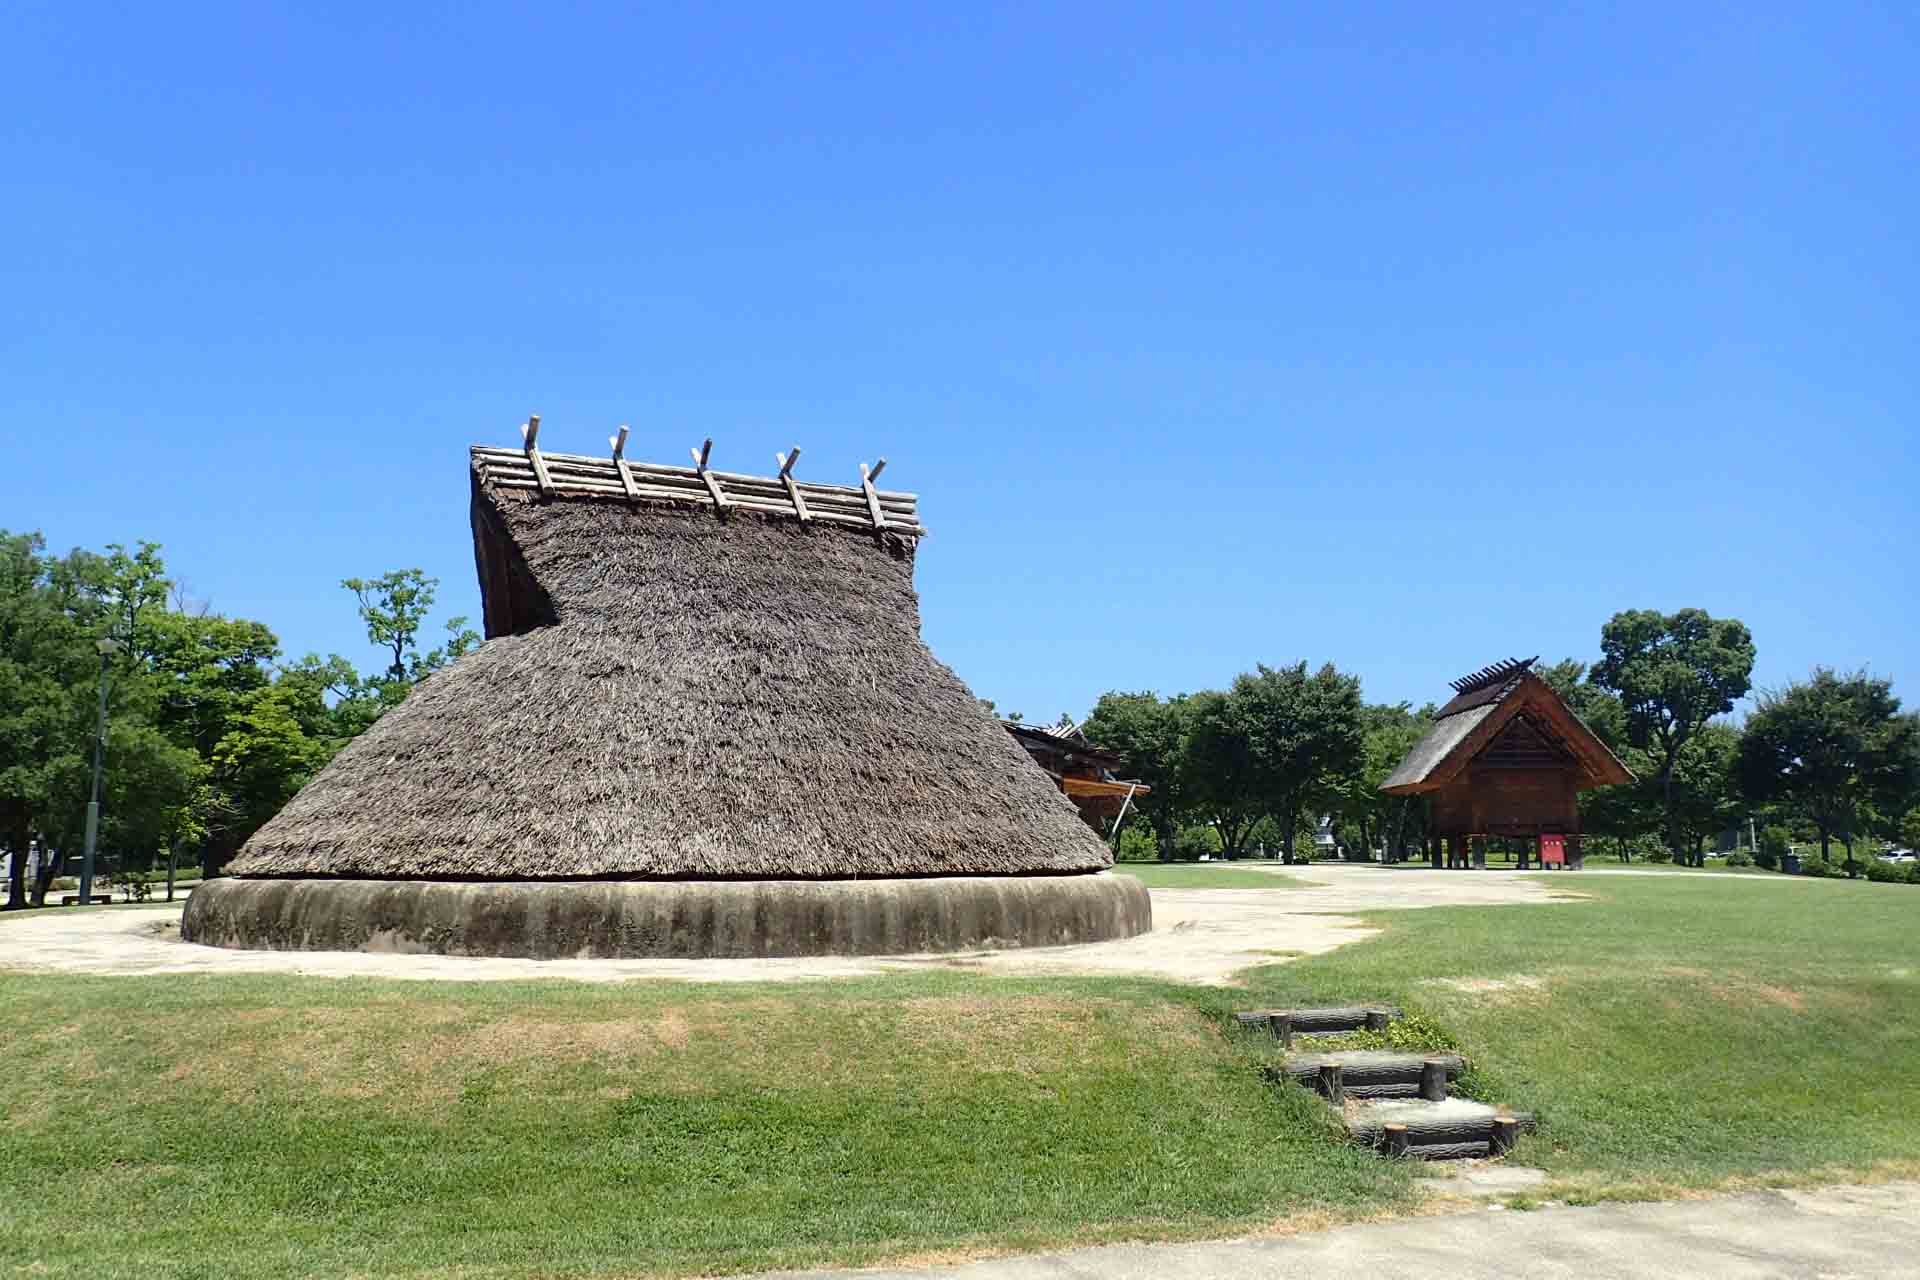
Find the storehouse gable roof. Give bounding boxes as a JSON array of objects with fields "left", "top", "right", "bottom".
[{"left": 1380, "top": 658, "right": 1634, "bottom": 795}]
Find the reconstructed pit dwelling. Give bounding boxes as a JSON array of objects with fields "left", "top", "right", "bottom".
[{"left": 182, "top": 424, "right": 1151, "bottom": 959}]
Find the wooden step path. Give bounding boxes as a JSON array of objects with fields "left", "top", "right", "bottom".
[
  {"left": 1236, "top": 1005, "right": 1534, "bottom": 1161},
  {"left": 1345, "top": 1098, "right": 1537, "bottom": 1161},
  {"left": 1233, "top": 1005, "right": 1402, "bottom": 1044},
  {"left": 1271, "top": 1050, "right": 1465, "bottom": 1100}
]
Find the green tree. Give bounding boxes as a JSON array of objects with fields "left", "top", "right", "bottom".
[
  {"left": 1182, "top": 689, "right": 1265, "bottom": 860},
  {"left": 1232, "top": 662, "right": 1365, "bottom": 863},
  {"left": 0, "top": 533, "right": 203, "bottom": 905},
  {"left": 1666, "top": 722, "right": 1743, "bottom": 866},
  {"left": 1738, "top": 669, "right": 1920, "bottom": 876},
  {"left": 1325, "top": 701, "right": 1429, "bottom": 861},
  {"left": 94, "top": 541, "right": 172, "bottom": 664},
  {"left": 0, "top": 533, "right": 95, "bottom": 907},
  {"left": 1591, "top": 609, "right": 1755, "bottom": 859},
  {"left": 342, "top": 569, "right": 478, "bottom": 687},
  {"left": 1082, "top": 691, "right": 1193, "bottom": 859}
]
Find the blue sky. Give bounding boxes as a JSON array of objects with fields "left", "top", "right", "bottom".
[{"left": 5, "top": 2, "right": 1914, "bottom": 723}]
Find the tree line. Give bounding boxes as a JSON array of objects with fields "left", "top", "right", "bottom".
[
  {"left": 7, "top": 541, "right": 1918, "bottom": 907},
  {"left": 1080, "top": 609, "right": 1920, "bottom": 876},
  {"left": 1, "top": 531, "right": 476, "bottom": 908}
]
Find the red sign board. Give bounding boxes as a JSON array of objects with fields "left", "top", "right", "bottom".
[{"left": 1540, "top": 834, "right": 1566, "bottom": 865}]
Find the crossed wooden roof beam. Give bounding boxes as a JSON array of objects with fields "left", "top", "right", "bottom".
[{"left": 482, "top": 414, "right": 924, "bottom": 536}]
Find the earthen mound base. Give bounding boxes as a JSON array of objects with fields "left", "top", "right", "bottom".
[{"left": 180, "top": 873, "right": 1151, "bottom": 960}]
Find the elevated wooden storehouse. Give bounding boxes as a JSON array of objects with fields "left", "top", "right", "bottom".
[
  {"left": 182, "top": 421, "right": 1150, "bottom": 959},
  {"left": 1004, "top": 719, "right": 1149, "bottom": 834},
  {"left": 1381, "top": 657, "right": 1632, "bottom": 870}
]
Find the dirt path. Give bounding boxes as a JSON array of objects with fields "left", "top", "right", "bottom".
[{"left": 0, "top": 865, "right": 1578, "bottom": 985}]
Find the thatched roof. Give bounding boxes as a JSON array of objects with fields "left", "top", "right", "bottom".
[
  {"left": 1380, "top": 658, "right": 1633, "bottom": 795},
  {"left": 225, "top": 440, "right": 1112, "bottom": 881}
]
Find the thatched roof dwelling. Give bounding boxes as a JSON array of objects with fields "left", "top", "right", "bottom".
[{"left": 224, "top": 439, "right": 1115, "bottom": 882}]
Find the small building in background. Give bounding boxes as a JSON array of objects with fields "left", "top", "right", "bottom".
[
  {"left": 1004, "top": 718, "right": 1150, "bottom": 836},
  {"left": 1380, "top": 657, "right": 1634, "bottom": 870}
]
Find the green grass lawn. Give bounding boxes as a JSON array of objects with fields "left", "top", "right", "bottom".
[
  {"left": 0, "top": 970, "right": 1399, "bottom": 1280},
  {"left": 1233, "top": 874, "right": 1920, "bottom": 1199},
  {"left": 2, "top": 874, "right": 1915, "bottom": 1278},
  {"left": 1114, "top": 862, "right": 1307, "bottom": 889}
]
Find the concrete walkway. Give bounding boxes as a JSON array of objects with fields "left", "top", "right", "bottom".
[{"left": 757, "top": 1182, "right": 1920, "bottom": 1279}]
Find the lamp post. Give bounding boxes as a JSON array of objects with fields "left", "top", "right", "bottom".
[{"left": 79, "top": 637, "right": 119, "bottom": 906}]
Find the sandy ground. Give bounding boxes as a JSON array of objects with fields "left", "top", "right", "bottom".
[{"left": 0, "top": 864, "right": 1586, "bottom": 986}]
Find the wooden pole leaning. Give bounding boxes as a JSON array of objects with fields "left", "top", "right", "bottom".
[
  {"left": 860, "top": 459, "right": 888, "bottom": 530},
  {"left": 521, "top": 414, "right": 553, "bottom": 494},
  {"left": 777, "top": 448, "right": 810, "bottom": 521},
  {"left": 691, "top": 438, "right": 730, "bottom": 511},
  {"left": 609, "top": 425, "right": 641, "bottom": 500}
]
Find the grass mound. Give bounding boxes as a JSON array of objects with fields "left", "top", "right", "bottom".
[{"left": 0, "top": 972, "right": 1399, "bottom": 1280}]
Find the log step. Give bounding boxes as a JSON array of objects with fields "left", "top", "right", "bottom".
[
  {"left": 1272, "top": 1050, "right": 1465, "bottom": 1098},
  {"left": 1345, "top": 1098, "right": 1536, "bottom": 1158},
  {"left": 1233, "top": 1005, "right": 1402, "bottom": 1036},
  {"left": 1396, "top": 1140, "right": 1491, "bottom": 1161}
]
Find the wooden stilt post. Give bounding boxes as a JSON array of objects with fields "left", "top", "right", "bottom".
[{"left": 1471, "top": 836, "right": 1487, "bottom": 871}]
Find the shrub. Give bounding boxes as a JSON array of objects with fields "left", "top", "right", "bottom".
[
  {"left": 1645, "top": 848, "right": 1673, "bottom": 864},
  {"left": 1757, "top": 826, "right": 1791, "bottom": 871},
  {"left": 1906, "top": 863, "right": 1920, "bottom": 886},
  {"left": 1114, "top": 826, "right": 1159, "bottom": 863},
  {"left": 1801, "top": 858, "right": 1839, "bottom": 879},
  {"left": 1726, "top": 850, "right": 1754, "bottom": 868},
  {"left": 1865, "top": 859, "right": 1908, "bottom": 884},
  {"left": 1170, "top": 826, "right": 1221, "bottom": 861}
]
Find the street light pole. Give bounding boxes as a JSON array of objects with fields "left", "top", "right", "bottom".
[{"left": 79, "top": 638, "right": 118, "bottom": 906}]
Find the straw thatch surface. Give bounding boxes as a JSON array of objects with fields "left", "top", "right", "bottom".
[{"left": 226, "top": 460, "right": 1113, "bottom": 880}]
